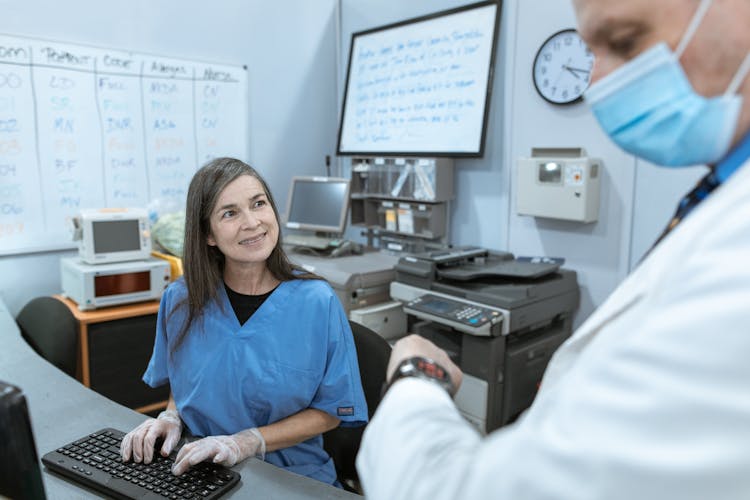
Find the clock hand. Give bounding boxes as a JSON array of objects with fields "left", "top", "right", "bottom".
[
  {"left": 564, "top": 66, "right": 582, "bottom": 80},
  {"left": 554, "top": 57, "right": 572, "bottom": 85},
  {"left": 564, "top": 65, "right": 591, "bottom": 76}
]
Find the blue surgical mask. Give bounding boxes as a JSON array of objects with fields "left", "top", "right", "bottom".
[{"left": 586, "top": 0, "right": 750, "bottom": 167}]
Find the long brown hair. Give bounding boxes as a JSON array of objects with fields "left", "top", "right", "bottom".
[{"left": 171, "top": 157, "right": 320, "bottom": 352}]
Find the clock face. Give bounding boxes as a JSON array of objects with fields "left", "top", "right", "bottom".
[{"left": 533, "top": 29, "right": 595, "bottom": 105}]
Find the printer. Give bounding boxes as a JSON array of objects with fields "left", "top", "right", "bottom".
[
  {"left": 288, "top": 249, "right": 400, "bottom": 315},
  {"left": 391, "top": 246, "right": 579, "bottom": 433}
]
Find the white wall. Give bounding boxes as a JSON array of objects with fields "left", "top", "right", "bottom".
[
  {"left": 1, "top": 0, "right": 706, "bottom": 324},
  {"left": 508, "top": 0, "right": 704, "bottom": 322},
  {"left": 0, "top": 0, "right": 339, "bottom": 316},
  {"left": 506, "top": 0, "right": 636, "bottom": 323},
  {"left": 340, "top": 0, "right": 705, "bottom": 327},
  {"left": 629, "top": 161, "right": 706, "bottom": 267}
]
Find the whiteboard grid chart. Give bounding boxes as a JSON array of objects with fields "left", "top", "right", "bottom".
[{"left": 0, "top": 34, "right": 248, "bottom": 255}]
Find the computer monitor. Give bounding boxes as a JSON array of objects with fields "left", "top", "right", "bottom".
[
  {"left": 284, "top": 177, "right": 351, "bottom": 234},
  {"left": 0, "top": 381, "right": 46, "bottom": 499},
  {"left": 337, "top": 0, "right": 500, "bottom": 157}
]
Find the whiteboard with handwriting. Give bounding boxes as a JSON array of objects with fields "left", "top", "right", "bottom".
[
  {"left": 337, "top": 2, "right": 498, "bottom": 156},
  {"left": 0, "top": 34, "right": 248, "bottom": 255}
]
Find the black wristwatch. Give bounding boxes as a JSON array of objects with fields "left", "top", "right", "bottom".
[{"left": 384, "top": 356, "right": 456, "bottom": 397}]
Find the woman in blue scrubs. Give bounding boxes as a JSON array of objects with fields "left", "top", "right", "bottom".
[{"left": 120, "top": 157, "right": 368, "bottom": 486}]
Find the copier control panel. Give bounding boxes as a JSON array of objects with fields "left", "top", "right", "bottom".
[{"left": 405, "top": 294, "right": 503, "bottom": 337}]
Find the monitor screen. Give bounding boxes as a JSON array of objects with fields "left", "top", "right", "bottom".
[
  {"left": 0, "top": 381, "right": 46, "bottom": 499},
  {"left": 285, "top": 177, "right": 351, "bottom": 234},
  {"left": 92, "top": 219, "right": 141, "bottom": 253},
  {"left": 337, "top": 0, "right": 500, "bottom": 157}
]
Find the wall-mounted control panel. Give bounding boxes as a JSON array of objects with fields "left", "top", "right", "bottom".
[{"left": 516, "top": 147, "right": 601, "bottom": 223}]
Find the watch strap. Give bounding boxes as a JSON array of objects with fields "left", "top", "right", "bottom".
[{"left": 383, "top": 356, "right": 456, "bottom": 398}]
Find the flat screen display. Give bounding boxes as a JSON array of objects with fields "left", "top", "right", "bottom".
[
  {"left": 92, "top": 220, "right": 141, "bottom": 253},
  {"left": 286, "top": 178, "right": 350, "bottom": 233},
  {"left": 94, "top": 271, "right": 150, "bottom": 297},
  {"left": 422, "top": 297, "right": 458, "bottom": 314},
  {"left": 337, "top": 1, "right": 500, "bottom": 157}
]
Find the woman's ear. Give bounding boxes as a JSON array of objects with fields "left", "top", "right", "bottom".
[{"left": 207, "top": 233, "right": 216, "bottom": 246}]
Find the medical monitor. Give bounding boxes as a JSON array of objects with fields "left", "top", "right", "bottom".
[
  {"left": 0, "top": 381, "right": 46, "bottom": 499},
  {"left": 285, "top": 177, "right": 351, "bottom": 234},
  {"left": 73, "top": 208, "right": 152, "bottom": 265},
  {"left": 337, "top": 0, "right": 500, "bottom": 157}
]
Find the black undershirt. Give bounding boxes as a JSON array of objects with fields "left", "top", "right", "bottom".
[{"left": 224, "top": 283, "right": 276, "bottom": 325}]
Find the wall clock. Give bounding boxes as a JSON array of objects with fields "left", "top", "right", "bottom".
[{"left": 532, "top": 29, "right": 595, "bottom": 105}]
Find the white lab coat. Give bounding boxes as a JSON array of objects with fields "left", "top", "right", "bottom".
[{"left": 357, "top": 157, "right": 750, "bottom": 500}]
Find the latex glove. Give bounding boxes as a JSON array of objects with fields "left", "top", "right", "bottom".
[
  {"left": 387, "top": 334, "right": 463, "bottom": 394},
  {"left": 171, "top": 428, "right": 265, "bottom": 476},
  {"left": 120, "top": 409, "right": 183, "bottom": 464}
]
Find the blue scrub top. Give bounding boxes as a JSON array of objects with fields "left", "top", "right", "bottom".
[{"left": 143, "top": 277, "right": 368, "bottom": 484}]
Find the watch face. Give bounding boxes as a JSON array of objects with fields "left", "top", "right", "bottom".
[{"left": 533, "top": 29, "right": 594, "bottom": 105}]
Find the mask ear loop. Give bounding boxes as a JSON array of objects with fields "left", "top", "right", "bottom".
[
  {"left": 675, "top": 0, "right": 750, "bottom": 97},
  {"left": 675, "top": 0, "right": 713, "bottom": 58},
  {"left": 725, "top": 52, "right": 750, "bottom": 96}
]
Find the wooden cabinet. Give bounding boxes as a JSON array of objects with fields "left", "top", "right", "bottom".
[{"left": 54, "top": 295, "right": 169, "bottom": 414}]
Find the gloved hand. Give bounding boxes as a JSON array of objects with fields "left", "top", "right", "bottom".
[
  {"left": 171, "top": 428, "right": 266, "bottom": 476},
  {"left": 120, "top": 409, "right": 183, "bottom": 464}
]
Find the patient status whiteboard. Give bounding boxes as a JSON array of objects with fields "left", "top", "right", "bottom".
[{"left": 0, "top": 34, "right": 248, "bottom": 256}]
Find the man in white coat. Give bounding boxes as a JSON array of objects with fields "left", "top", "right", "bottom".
[{"left": 357, "top": 0, "right": 750, "bottom": 498}]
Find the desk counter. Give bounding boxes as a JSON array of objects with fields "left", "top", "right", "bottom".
[{"left": 0, "top": 299, "right": 359, "bottom": 499}]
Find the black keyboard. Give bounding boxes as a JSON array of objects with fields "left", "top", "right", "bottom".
[{"left": 42, "top": 428, "right": 241, "bottom": 499}]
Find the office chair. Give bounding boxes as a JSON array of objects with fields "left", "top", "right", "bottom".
[
  {"left": 323, "top": 320, "right": 392, "bottom": 494},
  {"left": 16, "top": 296, "right": 78, "bottom": 378}
]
